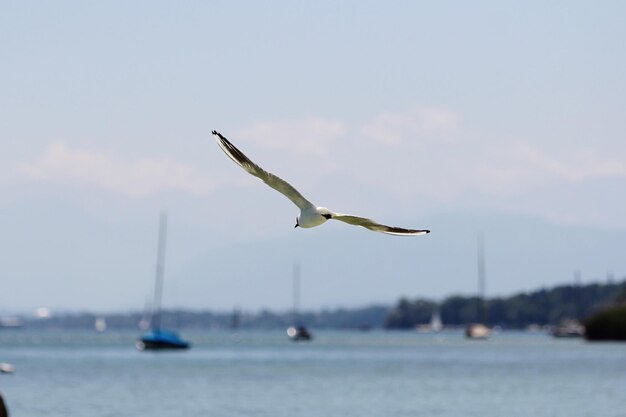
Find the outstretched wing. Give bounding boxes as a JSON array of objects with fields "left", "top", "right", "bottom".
[
  {"left": 331, "top": 213, "right": 430, "bottom": 236},
  {"left": 212, "top": 130, "right": 315, "bottom": 210}
]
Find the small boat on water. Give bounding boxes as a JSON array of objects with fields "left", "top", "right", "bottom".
[
  {"left": 136, "top": 329, "right": 189, "bottom": 350},
  {"left": 287, "top": 263, "right": 312, "bottom": 342},
  {"left": 465, "top": 323, "right": 491, "bottom": 339},
  {"left": 137, "top": 212, "right": 190, "bottom": 351},
  {"left": 287, "top": 325, "right": 312, "bottom": 341},
  {"left": 551, "top": 319, "right": 585, "bottom": 338},
  {"left": 417, "top": 310, "right": 444, "bottom": 333},
  {"left": 430, "top": 310, "right": 443, "bottom": 332},
  {"left": 466, "top": 234, "right": 491, "bottom": 340},
  {"left": 0, "top": 363, "right": 15, "bottom": 374},
  {"left": 94, "top": 317, "right": 107, "bottom": 333}
]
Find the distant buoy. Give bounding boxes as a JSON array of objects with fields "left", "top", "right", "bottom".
[{"left": 0, "top": 364, "right": 14, "bottom": 374}]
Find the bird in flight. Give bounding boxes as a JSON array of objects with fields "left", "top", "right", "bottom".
[{"left": 212, "top": 130, "right": 430, "bottom": 236}]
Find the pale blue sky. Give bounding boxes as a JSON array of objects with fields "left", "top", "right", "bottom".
[{"left": 1, "top": 2, "right": 625, "bottom": 312}]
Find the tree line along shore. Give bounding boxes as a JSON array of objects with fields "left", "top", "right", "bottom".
[{"left": 10, "top": 280, "right": 625, "bottom": 336}]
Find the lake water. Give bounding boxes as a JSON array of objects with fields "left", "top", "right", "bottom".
[{"left": 0, "top": 329, "right": 624, "bottom": 417}]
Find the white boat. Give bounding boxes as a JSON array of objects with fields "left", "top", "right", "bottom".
[
  {"left": 417, "top": 310, "right": 443, "bottom": 333},
  {"left": 551, "top": 319, "right": 584, "bottom": 338},
  {"left": 430, "top": 310, "right": 443, "bottom": 332},
  {"left": 465, "top": 323, "right": 490, "bottom": 339},
  {"left": 0, "top": 363, "right": 15, "bottom": 374},
  {"left": 94, "top": 317, "right": 107, "bottom": 333}
]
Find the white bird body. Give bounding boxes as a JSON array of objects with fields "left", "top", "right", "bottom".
[
  {"left": 298, "top": 206, "right": 330, "bottom": 228},
  {"left": 212, "top": 130, "right": 430, "bottom": 236}
]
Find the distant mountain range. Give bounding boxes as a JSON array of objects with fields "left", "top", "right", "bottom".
[
  {"left": 171, "top": 211, "right": 626, "bottom": 311},
  {"left": 2, "top": 199, "right": 626, "bottom": 311}
]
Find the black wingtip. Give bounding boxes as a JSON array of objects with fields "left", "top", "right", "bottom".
[{"left": 212, "top": 130, "right": 228, "bottom": 141}]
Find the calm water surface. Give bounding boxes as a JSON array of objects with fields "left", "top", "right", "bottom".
[{"left": 0, "top": 330, "right": 624, "bottom": 416}]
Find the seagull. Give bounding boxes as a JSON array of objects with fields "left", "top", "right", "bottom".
[{"left": 212, "top": 130, "right": 430, "bottom": 236}]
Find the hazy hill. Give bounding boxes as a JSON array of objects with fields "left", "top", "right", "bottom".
[
  {"left": 2, "top": 201, "right": 626, "bottom": 312},
  {"left": 173, "top": 211, "right": 626, "bottom": 310},
  {"left": 385, "top": 279, "right": 626, "bottom": 329}
]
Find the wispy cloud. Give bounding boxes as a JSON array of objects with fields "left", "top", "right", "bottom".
[
  {"left": 361, "top": 107, "right": 458, "bottom": 146},
  {"left": 17, "top": 143, "right": 216, "bottom": 197},
  {"left": 16, "top": 110, "right": 626, "bottom": 208},
  {"left": 233, "top": 116, "right": 346, "bottom": 156},
  {"left": 469, "top": 142, "right": 626, "bottom": 196},
  {"left": 512, "top": 144, "right": 626, "bottom": 182},
  {"left": 227, "top": 109, "right": 626, "bottom": 205}
]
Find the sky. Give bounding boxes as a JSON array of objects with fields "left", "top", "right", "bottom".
[{"left": 1, "top": 1, "right": 626, "bottom": 313}]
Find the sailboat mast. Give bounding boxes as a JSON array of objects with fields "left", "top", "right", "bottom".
[
  {"left": 152, "top": 211, "right": 168, "bottom": 331},
  {"left": 292, "top": 262, "right": 300, "bottom": 325},
  {"left": 477, "top": 233, "right": 487, "bottom": 324}
]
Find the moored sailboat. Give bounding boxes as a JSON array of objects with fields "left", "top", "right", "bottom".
[
  {"left": 287, "top": 262, "right": 312, "bottom": 341},
  {"left": 136, "top": 212, "right": 190, "bottom": 351},
  {"left": 466, "top": 234, "right": 491, "bottom": 340}
]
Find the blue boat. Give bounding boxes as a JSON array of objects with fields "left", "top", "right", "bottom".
[
  {"left": 137, "top": 329, "right": 189, "bottom": 350},
  {"left": 137, "top": 212, "right": 190, "bottom": 351}
]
